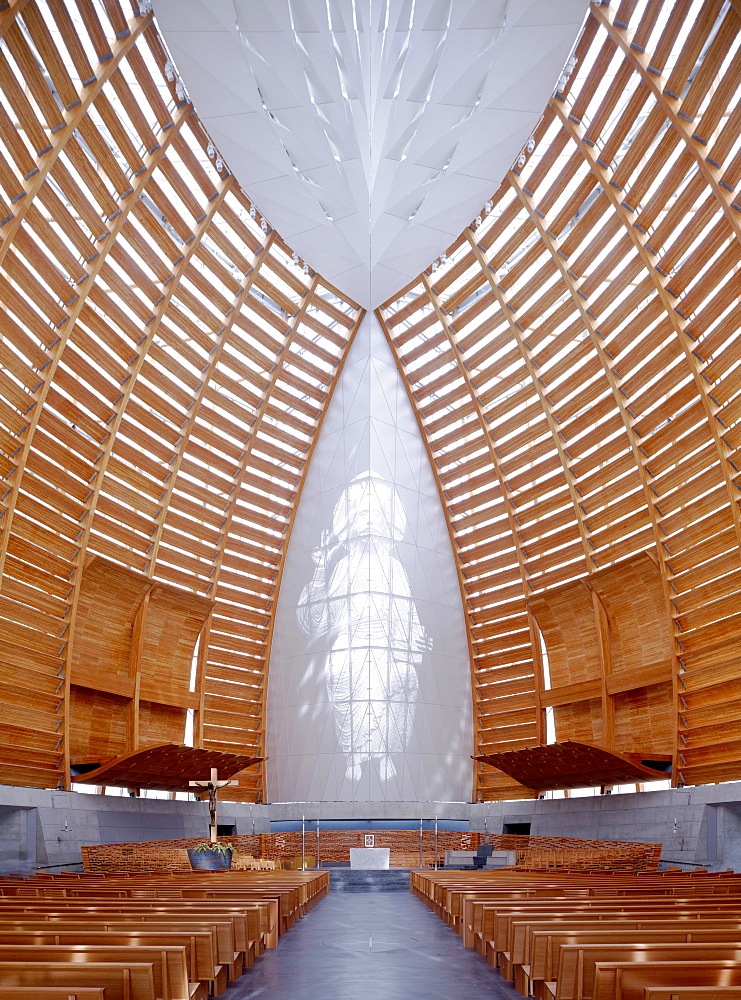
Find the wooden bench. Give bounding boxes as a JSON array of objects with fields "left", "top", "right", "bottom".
[
  {"left": 475, "top": 897, "right": 741, "bottom": 960},
  {"left": 0, "top": 928, "right": 219, "bottom": 992},
  {"left": 593, "top": 963, "right": 741, "bottom": 1000},
  {"left": 547, "top": 943, "right": 741, "bottom": 1000},
  {"left": 645, "top": 989, "right": 741, "bottom": 1000},
  {"left": 522, "top": 926, "right": 741, "bottom": 997},
  {"left": 507, "top": 917, "right": 741, "bottom": 991},
  {"left": 0, "top": 961, "right": 156, "bottom": 1000},
  {"left": 0, "top": 943, "right": 195, "bottom": 1000},
  {"left": 0, "top": 991, "right": 106, "bottom": 999},
  {"left": 0, "top": 869, "right": 331, "bottom": 995},
  {"left": 0, "top": 899, "right": 268, "bottom": 956}
]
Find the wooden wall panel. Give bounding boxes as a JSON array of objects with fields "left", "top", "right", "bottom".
[
  {"left": 68, "top": 557, "right": 210, "bottom": 762},
  {"left": 71, "top": 559, "right": 151, "bottom": 683},
  {"left": 529, "top": 583, "right": 600, "bottom": 688}
]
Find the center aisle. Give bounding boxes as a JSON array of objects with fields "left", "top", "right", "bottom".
[{"left": 222, "top": 878, "right": 523, "bottom": 1000}]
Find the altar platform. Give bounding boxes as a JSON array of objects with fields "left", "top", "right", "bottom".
[{"left": 328, "top": 868, "right": 413, "bottom": 892}]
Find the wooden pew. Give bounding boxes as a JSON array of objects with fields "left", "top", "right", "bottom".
[
  {"left": 592, "top": 963, "right": 741, "bottom": 1000},
  {"left": 457, "top": 887, "right": 741, "bottom": 947},
  {"left": 0, "top": 928, "right": 218, "bottom": 992},
  {"left": 0, "top": 944, "right": 195, "bottom": 1000},
  {"left": 462, "top": 884, "right": 741, "bottom": 947},
  {"left": 645, "top": 990, "right": 741, "bottom": 1000},
  {"left": 0, "top": 900, "right": 266, "bottom": 957},
  {"left": 0, "top": 869, "right": 329, "bottom": 996},
  {"left": 523, "top": 926, "right": 741, "bottom": 997},
  {"left": 0, "top": 991, "right": 106, "bottom": 999},
  {"left": 0, "top": 961, "right": 157, "bottom": 1000},
  {"left": 548, "top": 943, "right": 741, "bottom": 1000},
  {"left": 509, "top": 918, "right": 741, "bottom": 992},
  {"left": 475, "top": 897, "right": 741, "bottom": 960}
]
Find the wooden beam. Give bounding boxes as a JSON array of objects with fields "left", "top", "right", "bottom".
[
  {"left": 0, "top": 7, "right": 153, "bottom": 268},
  {"left": 422, "top": 273, "right": 544, "bottom": 797},
  {"left": 128, "top": 587, "right": 151, "bottom": 751},
  {"left": 466, "top": 232, "right": 594, "bottom": 570},
  {"left": 591, "top": 3, "right": 741, "bottom": 245},
  {"left": 144, "top": 229, "right": 277, "bottom": 575},
  {"left": 591, "top": 586, "right": 614, "bottom": 749},
  {"left": 540, "top": 679, "right": 602, "bottom": 707},
  {"left": 0, "top": 0, "right": 32, "bottom": 41},
  {"left": 550, "top": 97, "right": 741, "bottom": 555}
]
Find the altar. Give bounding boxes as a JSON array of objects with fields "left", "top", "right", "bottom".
[{"left": 349, "top": 847, "right": 390, "bottom": 870}]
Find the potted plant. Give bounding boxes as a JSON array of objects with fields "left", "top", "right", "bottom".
[{"left": 187, "top": 841, "right": 234, "bottom": 871}]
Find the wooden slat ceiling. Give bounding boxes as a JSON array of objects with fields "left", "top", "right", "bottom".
[
  {"left": 377, "top": 0, "right": 741, "bottom": 800},
  {"left": 0, "top": 0, "right": 739, "bottom": 803},
  {"left": 0, "top": 0, "right": 363, "bottom": 800}
]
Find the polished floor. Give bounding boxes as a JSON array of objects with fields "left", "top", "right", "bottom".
[{"left": 222, "top": 883, "right": 523, "bottom": 1000}]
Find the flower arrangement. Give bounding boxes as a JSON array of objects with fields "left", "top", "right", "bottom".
[{"left": 192, "top": 841, "right": 233, "bottom": 854}]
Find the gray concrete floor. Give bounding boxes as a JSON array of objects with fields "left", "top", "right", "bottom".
[{"left": 221, "top": 889, "right": 523, "bottom": 1000}]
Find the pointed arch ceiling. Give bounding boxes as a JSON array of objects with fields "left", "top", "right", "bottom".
[{"left": 0, "top": 0, "right": 739, "bottom": 803}]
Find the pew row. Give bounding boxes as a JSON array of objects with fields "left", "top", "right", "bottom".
[
  {"left": 0, "top": 869, "right": 328, "bottom": 999},
  {"left": 411, "top": 870, "right": 741, "bottom": 1000}
]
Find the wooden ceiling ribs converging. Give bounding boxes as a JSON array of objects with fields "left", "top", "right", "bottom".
[
  {"left": 0, "top": 0, "right": 739, "bottom": 803},
  {"left": 378, "top": 0, "right": 741, "bottom": 800},
  {"left": 0, "top": 0, "right": 362, "bottom": 798}
]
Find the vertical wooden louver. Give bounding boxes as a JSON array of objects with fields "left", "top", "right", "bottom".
[
  {"left": 378, "top": 0, "right": 741, "bottom": 800},
  {"left": 0, "top": 0, "right": 362, "bottom": 797}
]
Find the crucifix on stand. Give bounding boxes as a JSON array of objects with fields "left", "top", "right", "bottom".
[{"left": 190, "top": 767, "right": 233, "bottom": 842}]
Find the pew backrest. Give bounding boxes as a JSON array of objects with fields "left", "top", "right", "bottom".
[
  {"left": 644, "top": 989, "right": 741, "bottom": 1000},
  {"left": 593, "top": 962, "right": 741, "bottom": 1000},
  {"left": 0, "top": 943, "right": 188, "bottom": 1000},
  {"left": 0, "top": 961, "right": 156, "bottom": 1000},
  {"left": 0, "top": 991, "right": 106, "bottom": 999},
  {"left": 558, "top": 943, "right": 741, "bottom": 1000}
]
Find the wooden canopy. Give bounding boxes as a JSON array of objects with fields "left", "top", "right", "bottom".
[
  {"left": 71, "top": 744, "right": 264, "bottom": 792},
  {"left": 474, "top": 742, "right": 674, "bottom": 792}
]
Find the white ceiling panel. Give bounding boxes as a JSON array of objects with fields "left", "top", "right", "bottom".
[{"left": 154, "top": 0, "right": 589, "bottom": 308}]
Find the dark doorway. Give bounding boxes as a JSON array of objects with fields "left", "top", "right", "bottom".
[{"left": 503, "top": 822, "right": 531, "bottom": 835}]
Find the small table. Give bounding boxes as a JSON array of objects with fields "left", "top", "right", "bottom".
[{"left": 349, "top": 848, "right": 390, "bottom": 870}]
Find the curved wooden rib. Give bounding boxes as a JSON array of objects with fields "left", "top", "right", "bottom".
[
  {"left": 0, "top": 1, "right": 362, "bottom": 796},
  {"left": 382, "top": 0, "right": 740, "bottom": 798}
]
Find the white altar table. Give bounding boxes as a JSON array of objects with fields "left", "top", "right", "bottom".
[{"left": 350, "top": 847, "right": 390, "bottom": 870}]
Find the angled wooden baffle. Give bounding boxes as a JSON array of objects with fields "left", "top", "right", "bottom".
[
  {"left": 70, "top": 743, "right": 264, "bottom": 793},
  {"left": 473, "top": 740, "right": 672, "bottom": 792}
]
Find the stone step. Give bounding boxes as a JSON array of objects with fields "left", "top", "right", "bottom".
[{"left": 326, "top": 868, "right": 412, "bottom": 892}]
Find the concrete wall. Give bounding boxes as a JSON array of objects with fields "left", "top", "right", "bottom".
[
  {"left": 4, "top": 781, "right": 741, "bottom": 873},
  {"left": 468, "top": 783, "right": 741, "bottom": 871},
  {"left": 0, "top": 785, "right": 270, "bottom": 872}
]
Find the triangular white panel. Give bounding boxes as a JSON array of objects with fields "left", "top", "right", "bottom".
[
  {"left": 153, "top": 0, "right": 589, "bottom": 307},
  {"left": 266, "top": 315, "right": 472, "bottom": 802}
]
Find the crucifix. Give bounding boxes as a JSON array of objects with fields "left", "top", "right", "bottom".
[{"left": 189, "top": 767, "right": 233, "bottom": 842}]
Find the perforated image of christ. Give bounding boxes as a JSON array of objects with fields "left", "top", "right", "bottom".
[{"left": 296, "top": 472, "right": 430, "bottom": 782}]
